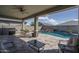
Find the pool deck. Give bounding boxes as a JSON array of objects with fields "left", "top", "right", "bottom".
[{"left": 0, "top": 33, "right": 69, "bottom": 53}]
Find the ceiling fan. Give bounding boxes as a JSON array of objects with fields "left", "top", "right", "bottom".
[{"left": 12, "top": 5, "right": 28, "bottom": 14}]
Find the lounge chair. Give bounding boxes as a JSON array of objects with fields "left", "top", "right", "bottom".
[{"left": 58, "top": 35, "right": 79, "bottom": 53}]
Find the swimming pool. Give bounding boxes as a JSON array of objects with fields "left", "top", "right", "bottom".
[{"left": 41, "top": 31, "right": 74, "bottom": 39}]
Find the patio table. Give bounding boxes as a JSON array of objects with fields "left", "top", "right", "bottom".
[{"left": 27, "top": 40, "right": 45, "bottom": 52}]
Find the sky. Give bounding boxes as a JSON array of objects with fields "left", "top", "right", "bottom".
[{"left": 24, "top": 8, "right": 78, "bottom": 26}]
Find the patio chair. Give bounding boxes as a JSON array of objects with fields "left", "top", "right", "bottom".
[
  {"left": 58, "top": 35, "right": 79, "bottom": 53},
  {"left": 0, "top": 39, "right": 17, "bottom": 53}
]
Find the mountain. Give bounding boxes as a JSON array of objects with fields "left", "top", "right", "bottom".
[
  {"left": 59, "top": 21, "right": 78, "bottom": 25},
  {"left": 38, "top": 18, "right": 78, "bottom": 26},
  {"left": 25, "top": 18, "right": 78, "bottom": 26}
]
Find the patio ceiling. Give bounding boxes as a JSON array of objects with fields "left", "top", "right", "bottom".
[
  {"left": 0, "top": 5, "right": 54, "bottom": 20},
  {"left": 0, "top": 5, "right": 75, "bottom": 20}
]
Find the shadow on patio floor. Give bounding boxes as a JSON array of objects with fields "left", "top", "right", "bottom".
[{"left": 0, "top": 35, "right": 59, "bottom": 53}]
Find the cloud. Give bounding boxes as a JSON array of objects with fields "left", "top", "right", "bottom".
[
  {"left": 48, "top": 19, "right": 58, "bottom": 25},
  {"left": 72, "top": 19, "right": 78, "bottom": 21},
  {"left": 38, "top": 16, "right": 58, "bottom": 25},
  {"left": 38, "top": 16, "right": 49, "bottom": 19}
]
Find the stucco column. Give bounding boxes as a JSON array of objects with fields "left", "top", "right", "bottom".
[
  {"left": 21, "top": 20, "right": 24, "bottom": 30},
  {"left": 78, "top": 6, "right": 79, "bottom": 37},
  {"left": 33, "top": 16, "right": 38, "bottom": 37}
]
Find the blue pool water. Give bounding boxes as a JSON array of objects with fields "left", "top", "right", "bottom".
[{"left": 41, "top": 31, "right": 74, "bottom": 39}]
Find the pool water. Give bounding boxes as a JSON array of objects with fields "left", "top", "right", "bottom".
[{"left": 41, "top": 31, "right": 74, "bottom": 39}]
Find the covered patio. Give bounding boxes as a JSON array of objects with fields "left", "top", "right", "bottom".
[{"left": 0, "top": 5, "right": 78, "bottom": 53}]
